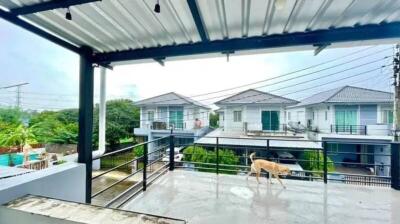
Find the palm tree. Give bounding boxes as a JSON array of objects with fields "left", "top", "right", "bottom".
[
  {"left": 0, "top": 124, "right": 36, "bottom": 165},
  {"left": 1, "top": 124, "right": 35, "bottom": 150}
]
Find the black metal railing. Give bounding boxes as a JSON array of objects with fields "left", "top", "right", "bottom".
[
  {"left": 92, "top": 134, "right": 400, "bottom": 207},
  {"left": 151, "top": 121, "right": 185, "bottom": 130},
  {"left": 172, "top": 135, "right": 396, "bottom": 188},
  {"left": 331, "top": 124, "right": 367, "bottom": 135},
  {"left": 244, "top": 123, "right": 289, "bottom": 135},
  {"left": 91, "top": 136, "right": 175, "bottom": 208}
]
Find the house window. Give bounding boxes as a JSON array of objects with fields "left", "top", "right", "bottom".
[
  {"left": 148, "top": 111, "right": 154, "bottom": 122},
  {"left": 288, "top": 112, "right": 291, "bottom": 121},
  {"left": 312, "top": 112, "right": 315, "bottom": 120},
  {"left": 169, "top": 106, "right": 184, "bottom": 129},
  {"left": 157, "top": 107, "right": 167, "bottom": 122},
  {"left": 382, "top": 110, "right": 393, "bottom": 124},
  {"left": 328, "top": 143, "right": 339, "bottom": 154},
  {"left": 325, "top": 111, "right": 328, "bottom": 121},
  {"left": 233, "top": 111, "right": 242, "bottom": 122}
]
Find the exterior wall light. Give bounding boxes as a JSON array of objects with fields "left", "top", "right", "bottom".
[
  {"left": 65, "top": 8, "right": 72, "bottom": 21},
  {"left": 154, "top": 0, "right": 161, "bottom": 13}
]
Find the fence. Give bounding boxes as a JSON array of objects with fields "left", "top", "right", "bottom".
[
  {"left": 91, "top": 136, "right": 173, "bottom": 208},
  {"left": 331, "top": 124, "right": 367, "bottom": 135},
  {"left": 92, "top": 135, "right": 400, "bottom": 207},
  {"left": 172, "top": 136, "right": 394, "bottom": 187}
]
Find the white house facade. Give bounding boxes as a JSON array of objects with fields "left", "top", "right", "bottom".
[
  {"left": 134, "top": 92, "right": 211, "bottom": 156},
  {"left": 287, "top": 86, "right": 394, "bottom": 136},
  {"left": 215, "top": 89, "right": 299, "bottom": 133},
  {"left": 287, "top": 86, "right": 394, "bottom": 177}
]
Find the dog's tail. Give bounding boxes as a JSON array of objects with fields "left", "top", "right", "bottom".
[{"left": 249, "top": 152, "right": 255, "bottom": 163}]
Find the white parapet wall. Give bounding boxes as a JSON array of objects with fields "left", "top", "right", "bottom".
[{"left": 0, "top": 162, "right": 86, "bottom": 205}]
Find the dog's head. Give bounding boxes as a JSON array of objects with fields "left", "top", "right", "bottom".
[{"left": 278, "top": 166, "right": 291, "bottom": 176}]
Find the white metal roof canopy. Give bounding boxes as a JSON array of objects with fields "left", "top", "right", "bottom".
[{"left": 1, "top": 0, "right": 400, "bottom": 64}]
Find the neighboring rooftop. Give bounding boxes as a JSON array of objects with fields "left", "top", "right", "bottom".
[
  {"left": 135, "top": 92, "right": 210, "bottom": 109},
  {"left": 291, "top": 86, "right": 394, "bottom": 108},
  {"left": 215, "top": 89, "right": 299, "bottom": 106}
]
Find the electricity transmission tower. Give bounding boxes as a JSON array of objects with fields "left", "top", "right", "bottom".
[{"left": 0, "top": 82, "right": 29, "bottom": 108}]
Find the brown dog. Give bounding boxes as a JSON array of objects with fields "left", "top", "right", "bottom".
[{"left": 246, "top": 152, "right": 290, "bottom": 188}]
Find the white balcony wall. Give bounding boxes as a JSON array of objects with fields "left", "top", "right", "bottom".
[
  {"left": 223, "top": 105, "right": 286, "bottom": 132},
  {"left": 140, "top": 106, "right": 210, "bottom": 130},
  {"left": 0, "top": 163, "right": 85, "bottom": 205}
]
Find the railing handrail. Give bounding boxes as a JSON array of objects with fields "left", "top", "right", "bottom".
[{"left": 94, "top": 136, "right": 169, "bottom": 160}]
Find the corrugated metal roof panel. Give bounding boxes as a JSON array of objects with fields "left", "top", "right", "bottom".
[
  {"left": 327, "top": 86, "right": 394, "bottom": 103},
  {"left": 216, "top": 89, "right": 298, "bottom": 105},
  {"left": 1, "top": 0, "right": 400, "bottom": 53},
  {"left": 291, "top": 86, "right": 393, "bottom": 107},
  {"left": 135, "top": 92, "right": 210, "bottom": 109}
]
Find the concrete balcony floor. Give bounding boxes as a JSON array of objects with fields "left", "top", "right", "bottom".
[{"left": 122, "top": 170, "right": 400, "bottom": 224}]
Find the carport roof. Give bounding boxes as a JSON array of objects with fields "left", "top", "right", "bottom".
[{"left": 1, "top": 0, "right": 400, "bottom": 64}]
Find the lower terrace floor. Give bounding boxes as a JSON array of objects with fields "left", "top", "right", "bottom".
[{"left": 122, "top": 170, "right": 400, "bottom": 224}]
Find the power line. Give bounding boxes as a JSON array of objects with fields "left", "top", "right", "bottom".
[
  {"left": 134, "top": 48, "right": 393, "bottom": 105},
  {"left": 184, "top": 46, "right": 383, "bottom": 99},
  {"left": 4, "top": 47, "right": 391, "bottom": 114},
  {"left": 0, "top": 82, "right": 29, "bottom": 108},
  {"left": 11, "top": 57, "right": 391, "bottom": 115},
  {"left": 0, "top": 46, "right": 390, "bottom": 103}
]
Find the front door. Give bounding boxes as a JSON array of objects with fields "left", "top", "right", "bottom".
[{"left": 262, "top": 111, "right": 280, "bottom": 131}]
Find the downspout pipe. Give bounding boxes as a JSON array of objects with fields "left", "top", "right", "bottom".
[{"left": 93, "top": 66, "right": 107, "bottom": 159}]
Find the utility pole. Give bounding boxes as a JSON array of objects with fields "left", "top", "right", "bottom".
[
  {"left": 393, "top": 44, "right": 400, "bottom": 140},
  {"left": 0, "top": 82, "right": 29, "bottom": 108}
]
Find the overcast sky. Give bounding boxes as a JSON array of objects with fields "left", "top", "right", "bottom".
[{"left": 0, "top": 19, "right": 394, "bottom": 111}]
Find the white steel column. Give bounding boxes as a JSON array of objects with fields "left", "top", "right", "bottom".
[
  {"left": 98, "top": 66, "right": 107, "bottom": 155},
  {"left": 93, "top": 66, "right": 107, "bottom": 160}
]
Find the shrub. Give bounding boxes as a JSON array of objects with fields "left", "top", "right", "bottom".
[
  {"left": 300, "top": 150, "right": 335, "bottom": 176},
  {"left": 183, "top": 145, "right": 239, "bottom": 174}
]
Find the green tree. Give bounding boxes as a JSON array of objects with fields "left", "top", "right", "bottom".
[
  {"left": 29, "top": 109, "right": 78, "bottom": 144},
  {"left": 209, "top": 112, "right": 219, "bottom": 128},
  {"left": 183, "top": 145, "right": 239, "bottom": 174},
  {"left": 93, "top": 99, "right": 140, "bottom": 147},
  {"left": 299, "top": 151, "right": 335, "bottom": 175},
  {"left": 0, "top": 124, "right": 36, "bottom": 151},
  {"left": 0, "top": 107, "right": 23, "bottom": 125}
]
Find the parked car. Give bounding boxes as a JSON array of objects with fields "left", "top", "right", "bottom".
[{"left": 267, "top": 151, "right": 297, "bottom": 164}]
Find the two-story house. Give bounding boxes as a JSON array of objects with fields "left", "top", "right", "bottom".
[
  {"left": 287, "top": 86, "right": 393, "bottom": 136},
  {"left": 215, "top": 89, "right": 299, "bottom": 133},
  {"left": 134, "top": 92, "right": 211, "bottom": 156},
  {"left": 287, "top": 86, "right": 394, "bottom": 177}
]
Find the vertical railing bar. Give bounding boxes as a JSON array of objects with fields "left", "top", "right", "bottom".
[
  {"left": 323, "top": 141, "right": 328, "bottom": 184},
  {"left": 169, "top": 134, "right": 175, "bottom": 171},
  {"left": 216, "top": 137, "right": 219, "bottom": 175},
  {"left": 143, "top": 143, "right": 148, "bottom": 191}
]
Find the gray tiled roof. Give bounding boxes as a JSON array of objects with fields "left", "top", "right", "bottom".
[
  {"left": 292, "top": 86, "right": 393, "bottom": 108},
  {"left": 135, "top": 92, "right": 210, "bottom": 109},
  {"left": 215, "top": 89, "right": 299, "bottom": 105}
]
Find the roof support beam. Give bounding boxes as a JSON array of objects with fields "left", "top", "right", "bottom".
[
  {"left": 187, "top": 0, "right": 208, "bottom": 42},
  {"left": 93, "top": 22, "right": 400, "bottom": 64},
  {"left": 154, "top": 57, "right": 165, "bottom": 66},
  {"left": 313, "top": 43, "right": 331, "bottom": 56},
  {"left": 10, "top": 0, "right": 101, "bottom": 15},
  {"left": 0, "top": 8, "right": 81, "bottom": 54}
]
